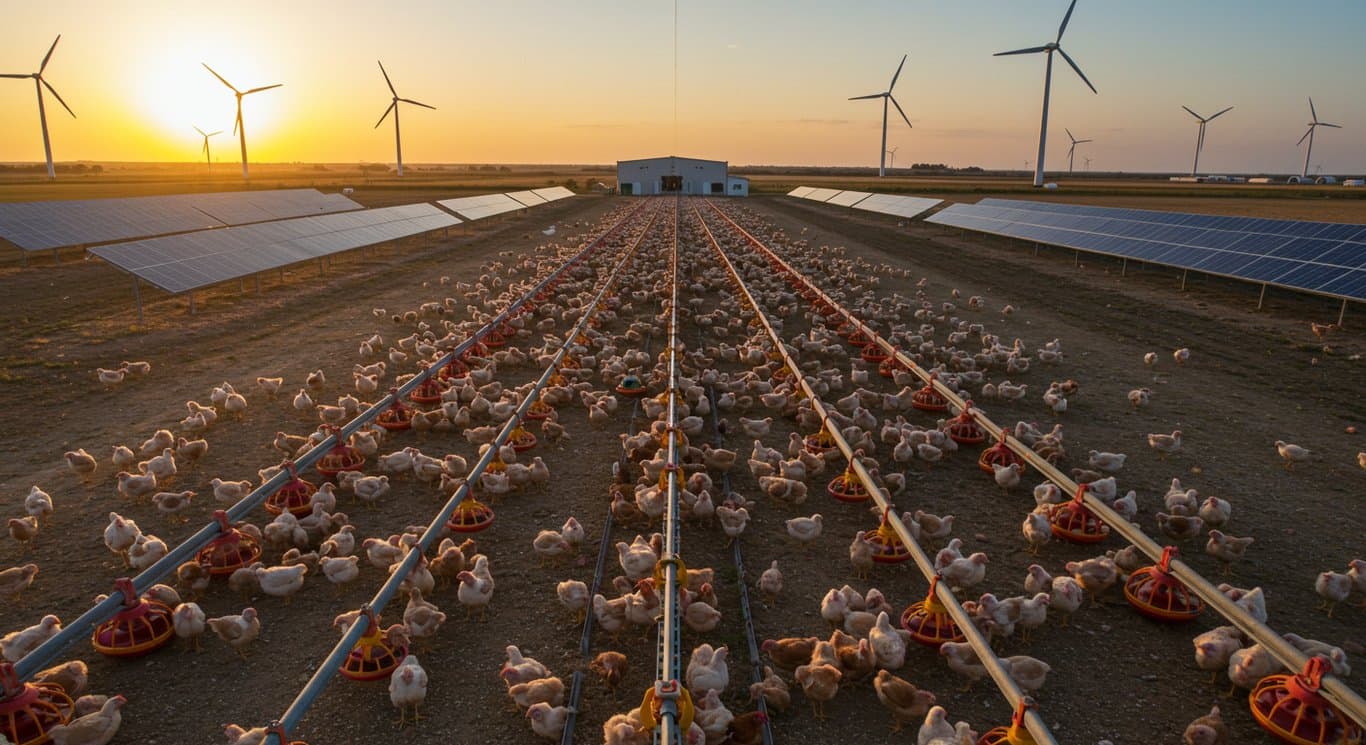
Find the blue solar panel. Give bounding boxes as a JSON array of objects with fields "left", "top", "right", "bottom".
[{"left": 928, "top": 200, "right": 1366, "bottom": 302}]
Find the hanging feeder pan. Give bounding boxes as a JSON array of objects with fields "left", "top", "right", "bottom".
[
  {"left": 91, "top": 578, "right": 175, "bottom": 658},
  {"left": 198, "top": 511, "right": 262, "bottom": 576},
  {"left": 772, "top": 365, "right": 793, "bottom": 383},
  {"left": 827, "top": 463, "right": 870, "bottom": 503},
  {"left": 978, "top": 698, "right": 1039, "bottom": 745},
  {"left": 1250, "top": 656, "right": 1362, "bottom": 745},
  {"left": 867, "top": 508, "right": 912, "bottom": 564},
  {"left": 265, "top": 462, "right": 317, "bottom": 518},
  {"left": 561, "top": 356, "right": 581, "bottom": 370},
  {"left": 1048, "top": 486, "right": 1110, "bottom": 544},
  {"left": 1124, "top": 546, "right": 1203, "bottom": 622},
  {"left": 376, "top": 395, "right": 413, "bottom": 432},
  {"left": 267, "top": 722, "right": 309, "bottom": 745},
  {"left": 525, "top": 398, "right": 554, "bottom": 421},
  {"left": 804, "top": 429, "right": 837, "bottom": 457},
  {"left": 860, "top": 344, "right": 889, "bottom": 364},
  {"left": 0, "top": 662, "right": 74, "bottom": 745},
  {"left": 340, "top": 613, "right": 408, "bottom": 682},
  {"left": 878, "top": 355, "right": 905, "bottom": 379},
  {"left": 438, "top": 356, "right": 468, "bottom": 380},
  {"left": 946, "top": 404, "right": 987, "bottom": 445},
  {"left": 408, "top": 377, "right": 446, "bottom": 406},
  {"left": 315, "top": 429, "right": 366, "bottom": 480},
  {"left": 547, "top": 371, "right": 568, "bottom": 387},
  {"left": 911, "top": 377, "right": 949, "bottom": 413},
  {"left": 901, "top": 577, "right": 965, "bottom": 647},
  {"left": 482, "top": 329, "right": 506, "bottom": 349},
  {"left": 615, "top": 375, "right": 648, "bottom": 397},
  {"left": 978, "top": 430, "right": 1025, "bottom": 474},
  {"left": 445, "top": 495, "right": 495, "bottom": 533},
  {"left": 465, "top": 341, "right": 489, "bottom": 358},
  {"left": 507, "top": 424, "right": 538, "bottom": 452}
]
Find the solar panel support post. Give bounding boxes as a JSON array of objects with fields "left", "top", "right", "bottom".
[
  {"left": 1339, "top": 298, "right": 1348, "bottom": 327},
  {"left": 52, "top": 248, "right": 59, "bottom": 265},
  {"left": 189, "top": 292, "right": 196, "bottom": 315},
  {"left": 255, "top": 274, "right": 261, "bottom": 295},
  {"left": 1073, "top": 249, "right": 1079, "bottom": 267},
  {"left": 1257, "top": 283, "right": 1267, "bottom": 310},
  {"left": 132, "top": 278, "right": 143, "bottom": 326},
  {"left": 1121, "top": 258, "right": 1128, "bottom": 277},
  {"left": 1181, "top": 269, "right": 1188, "bottom": 291}
]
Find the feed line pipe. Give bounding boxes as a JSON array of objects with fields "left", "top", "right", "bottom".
[
  {"left": 13, "top": 201, "right": 651, "bottom": 682},
  {"left": 651, "top": 197, "right": 688, "bottom": 745},
  {"left": 702, "top": 199, "right": 1366, "bottom": 727},
  {"left": 694, "top": 204, "right": 1060, "bottom": 745},
  {"left": 261, "top": 201, "right": 664, "bottom": 744}
]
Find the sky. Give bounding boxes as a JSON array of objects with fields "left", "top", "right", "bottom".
[{"left": 1, "top": 0, "right": 1363, "bottom": 174}]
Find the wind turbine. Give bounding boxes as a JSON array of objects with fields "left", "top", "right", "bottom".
[
  {"left": 2, "top": 35, "right": 75, "bottom": 180},
  {"left": 202, "top": 63, "right": 281, "bottom": 180},
  {"left": 1182, "top": 105, "right": 1233, "bottom": 176},
  {"left": 193, "top": 126, "right": 221, "bottom": 169},
  {"left": 1065, "top": 128, "right": 1092, "bottom": 174},
  {"left": 1297, "top": 97, "right": 1341, "bottom": 179},
  {"left": 995, "top": 0, "right": 1096, "bottom": 187},
  {"left": 848, "top": 54, "right": 913, "bottom": 177},
  {"left": 1084, "top": 156, "right": 1092, "bottom": 172},
  {"left": 375, "top": 60, "right": 436, "bottom": 177},
  {"left": 886, "top": 145, "right": 898, "bottom": 170}
]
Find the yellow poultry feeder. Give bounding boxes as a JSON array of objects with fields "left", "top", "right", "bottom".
[
  {"left": 900, "top": 576, "right": 965, "bottom": 647},
  {"left": 1123, "top": 546, "right": 1203, "bottom": 622},
  {"left": 507, "top": 423, "right": 538, "bottom": 452},
  {"left": 1047, "top": 485, "right": 1111, "bottom": 544},
  {"left": 946, "top": 403, "right": 987, "bottom": 445},
  {"left": 978, "top": 698, "right": 1039, "bottom": 745},
  {"left": 911, "top": 375, "right": 949, "bottom": 413},
  {"left": 340, "top": 609, "right": 407, "bottom": 682},
  {"left": 91, "top": 578, "right": 175, "bottom": 658},
  {"left": 198, "top": 511, "right": 262, "bottom": 576},
  {"left": 977, "top": 430, "right": 1024, "bottom": 474},
  {"left": 264, "top": 461, "right": 317, "bottom": 518},
  {"left": 445, "top": 494, "right": 495, "bottom": 533},
  {"left": 1250, "top": 656, "right": 1362, "bottom": 745},
  {"left": 525, "top": 396, "right": 554, "bottom": 421},
  {"left": 866, "top": 508, "right": 912, "bottom": 564},
  {"left": 561, "top": 355, "right": 581, "bottom": 370},
  {"left": 827, "top": 461, "right": 870, "bottom": 503},
  {"left": 0, "top": 662, "right": 73, "bottom": 745},
  {"left": 803, "top": 428, "right": 837, "bottom": 456}
]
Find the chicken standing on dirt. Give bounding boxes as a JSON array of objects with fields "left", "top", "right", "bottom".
[
  {"left": 47, "top": 694, "right": 126, "bottom": 745},
  {"left": 874, "top": 669, "right": 936, "bottom": 732},
  {"left": 389, "top": 654, "right": 428, "bottom": 728},
  {"left": 207, "top": 607, "right": 260, "bottom": 659}
]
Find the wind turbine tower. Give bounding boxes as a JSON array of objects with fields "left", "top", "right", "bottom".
[
  {"left": 2, "top": 35, "right": 76, "bottom": 180},
  {"left": 1065, "top": 128, "right": 1092, "bottom": 174},
  {"left": 202, "top": 63, "right": 282, "bottom": 180},
  {"left": 375, "top": 61, "right": 436, "bottom": 177},
  {"left": 1297, "top": 97, "right": 1341, "bottom": 179},
  {"left": 1182, "top": 105, "right": 1233, "bottom": 176},
  {"left": 995, "top": 0, "right": 1097, "bottom": 187},
  {"left": 849, "top": 55, "right": 913, "bottom": 177},
  {"left": 194, "top": 126, "right": 222, "bottom": 169}
]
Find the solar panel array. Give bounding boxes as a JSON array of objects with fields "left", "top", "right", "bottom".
[
  {"left": 927, "top": 199, "right": 1366, "bottom": 302},
  {"left": 532, "top": 186, "right": 576, "bottom": 202},
  {"left": 787, "top": 186, "right": 943, "bottom": 220},
  {"left": 89, "top": 203, "right": 459, "bottom": 294},
  {"left": 436, "top": 187, "right": 576, "bottom": 221},
  {"left": 506, "top": 190, "right": 548, "bottom": 207},
  {"left": 0, "top": 189, "right": 362, "bottom": 251}
]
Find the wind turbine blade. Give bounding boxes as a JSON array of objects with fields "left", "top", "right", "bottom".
[
  {"left": 244, "top": 84, "right": 282, "bottom": 95},
  {"left": 1057, "top": 48, "right": 1096, "bottom": 93},
  {"left": 378, "top": 60, "right": 397, "bottom": 96},
  {"left": 1067, "top": 143, "right": 1076, "bottom": 157},
  {"left": 993, "top": 46, "right": 1050, "bottom": 56},
  {"left": 202, "top": 63, "right": 239, "bottom": 93},
  {"left": 208, "top": 130, "right": 222, "bottom": 137},
  {"left": 1057, "top": 0, "right": 1078, "bottom": 42},
  {"left": 848, "top": 93, "right": 885, "bottom": 101},
  {"left": 1078, "top": 139, "right": 1093, "bottom": 144},
  {"left": 375, "top": 101, "right": 396, "bottom": 129},
  {"left": 1208, "top": 106, "right": 1234, "bottom": 120},
  {"left": 1181, "top": 105, "right": 1203, "bottom": 121},
  {"left": 194, "top": 125, "right": 207, "bottom": 137},
  {"left": 233, "top": 108, "right": 242, "bottom": 137},
  {"left": 41, "top": 79, "right": 75, "bottom": 118},
  {"left": 1296, "top": 127, "right": 1312, "bottom": 146},
  {"left": 1308, "top": 96, "right": 1317, "bottom": 123},
  {"left": 399, "top": 98, "right": 436, "bottom": 110},
  {"left": 1318, "top": 122, "right": 1342, "bottom": 129},
  {"left": 0, "top": 73, "right": 32, "bottom": 78},
  {"left": 1066, "top": 127, "right": 1075, "bottom": 142},
  {"left": 40, "top": 35, "right": 61, "bottom": 75},
  {"left": 889, "top": 95, "right": 912, "bottom": 129},
  {"left": 889, "top": 54, "right": 907, "bottom": 91}
]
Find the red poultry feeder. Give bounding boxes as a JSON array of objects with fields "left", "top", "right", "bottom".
[
  {"left": 340, "top": 609, "right": 408, "bottom": 682},
  {"left": 482, "top": 328, "right": 506, "bottom": 349},
  {"left": 867, "top": 508, "right": 912, "bottom": 564},
  {"left": 438, "top": 356, "right": 468, "bottom": 380},
  {"left": 946, "top": 403, "right": 987, "bottom": 445},
  {"left": 561, "top": 356, "right": 581, "bottom": 371},
  {"left": 1250, "top": 656, "right": 1362, "bottom": 745},
  {"left": 900, "top": 576, "right": 966, "bottom": 647},
  {"left": 445, "top": 494, "right": 495, "bottom": 533},
  {"left": 1048, "top": 485, "right": 1110, "bottom": 544},
  {"left": 978, "top": 698, "right": 1039, "bottom": 745},
  {"left": 265, "top": 461, "right": 317, "bottom": 518},
  {"left": 1124, "top": 546, "right": 1203, "bottom": 622},
  {"left": 878, "top": 354, "right": 904, "bottom": 378},
  {"left": 376, "top": 391, "right": 413, "bottom": 431},
  {"left": 507, "top": 423, "right": 538, "bottom": 452},
  {"left": 860, "top": 343, "right": 889, "bottom": 364},
  {"left": 525, "top": 397, "right": 554, "bottom": 421},
  {"left": 408, "top": 376, "right": 445, "bottom": 407},
  {"left": 91, "top": 578, "right": 175, "bottom": 658},
  {"left": 315, "top": 427, "right": 366, "bottom": 480},
  {"left": 804, "top": 428, "right": 837, "bottom": 457},
  {"left": 845, "top": 328, "right": 871, "bottom": 349},
  {"left": 827, "top": 461, "right": 870, "bottom": 503},
  {"left": 197, "top": 511, "right": 262, "bottom": 576},
  {"left": 977, "top": 430, "right": 1025, "bottom": 474},
  {"left": 268, "top": 721, "right": 309, "bottom": 745},
  {"left": 615, "top": 374, "right": 648, "bottom": 397},
  {"left": 466, "top": 341, "right": 489, "bottom": 358},
  {"left": 0, "top": 662, "right": 73, "bottom": 745},
  {"left": 911, "top": 375, "right": 950, "bottom": 413}
]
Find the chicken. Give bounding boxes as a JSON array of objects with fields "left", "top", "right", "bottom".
[
  {"left": 1183, "top": 704, "right": 1229, "bottom": 745},
  {"left": 152, "top": 490, "right": 195, "bottom": 523},
  {"left": 1204, "top": 530, "right": 1254, "bottom": 574},
  {"left": 1049, "top": 575, "right": 1085, "bottom": 627},
  {"left": 794, "top": 662, "right": 841, "bottom": 720},
  {"left": 992, "top": 463, "right": 1022, "bottom": 491},
  {"left": 683, "top": 592, "right": 723, "bottom": 633},
  {"left": 24, "top": 486, "right": 53, "bottom": 524},
  {"left": 0, "top": 563, "right": 40, "bottom": 601},
  {"left": 830, "top": 631, "right": 876, "bottom": 681},
  {"left": 1021, "top": 509, "right": 1050, "bottom": 555},
  {"left": 749, "top": 666, "right": 790, "bottom": 713},
  {"left": 115, "top": 471, "right": 157, "bottom": 501},
  {"left": 1275, "top": 440, "right": 1311, "bottom": 470},
  {"left": 97, "top": 367, "right": 127, "bottom": 386},
  {"left": 1315, "top": 570, "right": 1352, "bottom": 618},
  {"left": 761, "top": 637, "right": 818, "bottom": 670},
  {"left": 716, "top": 504, "right": 750, "bottom": 545},
  {"left": 46, "top": 694, "right": 126, "bottom": 745},
  {"left": 874, "top": 669, "right": 936, "bottom": 732},
  {"left": 913, "top": 510, "right": 954, "bottom": 547},
  {"left": 590, "top": 651, "right": 629, "bottom": 696},
  {"left": 941, "top": 553, "right": 989, "bottom": 592},
  {"left": 255, "top": 564, "right": 307, "bottom": 603},
  {"left": 320, "top": 555, "right": 360, "bottom": 592},
  {"left": 389, "top": 654, "right": 428, "bottom": 728},
  {"left": 8, "top": 516, "right": 39, "bottom": 552},
  {"left": 1173, "top": 347, "right": 1191, "bottom": 365},
  {"left": 869, "top": 611, "right": 907, "bottom": 670},
  {"left": 456, "top": 569, "right": 495, "bottom": 621},
  {"left": 1127, "top": 387, "right": 1152, "bottom": 408},
  {"left": 1227, "top": 644, "right": 1284, "bottom": 694},
  {"left": 1002, "top": 655, "right": 1051, "bottom": 693},
  {"left": 917, "top": 706, "right": 957, "bottom": 745},
  {"left": 501, "top": 644, "right": 551, "bottom": 685},
  {"left": 1, "top": 614, "right": 61, "bottom": 662},
  {"left": 785, "top": 514, "right": 823, "bottom": 547},
  {"left": 176, "top": 561, "right": 210, "bottom": 599},
  {"left": 938, "top": 642, "right": 987, "bottom": 691},
  {"left": 694, "top": 688, "right": 734, "bottom": 744},
  {"left": 207, "top": 607, "right": 260, "bottom": 659},
  {"left": 1148, "top": 430, "right": 1183, "bottom": 458},
  {"left": 1157, "top": 512, "right": 1205, "bottom": 542},
  {"left": 756, "top": 560, "right": 783, "bottom": 604},
  {"left": 1281, "top": 633, "right": 1351, "bottom": 677},
  {"left": 173, "top": 602, "right": 207, "bottom": 651},
  {"left": 686, "top": 644, "right": 729, "bottom": 695},
  {"left": 31, "top": 660, "right": 88, "bottom": 697},
  {"left": 210, "top": 478, "right": 254, "bottom": 504},
  {"left": 126, "top": 533, "right": 167, "bottom": 571},
  {"left": 556, "top": 579, "right": 589, "bottom": 622},
  {"left": 507, "top": 676, "right": 565, "bottom": 710},
  {"left": 1197, "top": 497, "right": 1232, "bottom": 528},
  {"left": 850, "top": 531, "right": 875, "bottom": 580},
  {"left": 1065, "top": 555, "right": 1118, "bottom": 602},
  {"left": 64, "top": 448, "right": 99, "bottom": 480},
  {"left": 526, "top": 701, "right": 572, "bottom": 740},
  {"left": 723, "top": 711, "right": 770, "bottom": 745},
  {"left": 404, "top": 589, "right": 448, "bottom": 642},
  {"left": 1088, "top": 450, "right": 1127, "bottom": 473},
  {"left": 533, "top": 530, "right": 573, "bottom": 565}
]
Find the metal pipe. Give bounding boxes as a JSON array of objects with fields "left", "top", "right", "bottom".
[
  {"left": 703, "top": 199, "right": 1366, "bottom": 728},
  {"left": 15, "top": 201, "right": 651, "bottom": 683},
  {"left": 656, "top": 197, "right": 685, "bottom": 745}
]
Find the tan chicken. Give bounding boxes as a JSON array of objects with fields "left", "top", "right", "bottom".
[
  {"left": 849, "top": 531, "right": 875, "bottom": 580},
  {"left": 1, "top": 614, "right": 61, "bottom": 662},
  {"left": 1193, "top": 626, "right": 1242, "bottom": 682},
  {"left": 8, "top": 516, "right": 39, "bottom": 553},
  {"left": 207, "top": 607, "right": 260, "bottom": 659},
  {"left": 526, "top": 701, "right": 572, "bottom": 740},
  {"left": 1183, "top": 704, "right": 1229, "bottom": 745},
  {"left": 404, "top": 588, "right": 448, "bottom": 643},
  {"left": 761, "top": 637, "right": 818, "bottom": 670},
  {"left": 389, "top": 654, "right": 428, "bottom": 728},
  {"left": 173, "top": 602, "right": 206, "bottom": 652},
  {"left": 590, "top": 651, "right": 629, "bottom": 697},
  {"left": 63, "top": 449, "right": 98, "bottom": 481},
  {"left": 152, "top": 490, "right": 195, "bottom": 523},
  {"left": 31, "top": 660, "right": 88, "bottom": 697},
  {"left": 756, "top": 560, "right": 782, "bottom": 604},
  {"left": 1148, "top": 430, "right": 1183, "bottom": 459},
  {"left": 941, "top": 553, "right": 989, "bottom": 592},
  {"left": 785, "top": 514, "right": 823, "bottom": 547},
  {"left": 938, "top": 641, "right": 987, "bottom": 691},
  {"left": 1204, "top": 530, "right": 1254, "bottom": 574},
  {"left": 25, "top": 486, "right": 53, "bottom": 524},
  {"left": 255, "top": 564, "right": 307, "bottom": 603},
  {"left": 1065, "top": 555, "right": 1119, "bottom": 602},
  {"left": 749, "top": 666, "right": 790, "bottom": 713},
  {"left": 456, "top": 569, "right": 495, "bottom": 621},
  {"left": 0, "top": 563, "right": 40, "bottom": 601},
  {"left": 47, "top": 694, "right": 125, "bottom": 745},
  {"left": 794, "top": 662, "right": 841, "bottom": 720},
  {"left": 1315, "top": 571, "right": 1352, "bottom": 618},
  {"left": 1275, "top": 440, "right": 1311, "bottom": 470},
  {"left": 500, "top": 644, "right": 551, "bottom": 685},
  {"left": 507, "top": 676, "right": 566, "bottom": 709},
  {"left": 1003, "top": 655, "right": 1051, "bottom": 693},
  {"left": 1157, "top": 512, "right": 1205, "bottom": 542},
  {"left": 874, "top": 670, "right": 937, "bottom": 732}
]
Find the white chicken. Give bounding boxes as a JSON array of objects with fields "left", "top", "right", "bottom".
[
  {"left": 389, "top": 654, "right": 429, "bottom": 728},
  {"left": 785, "top": 514, "right": 823, "bottom": 547}
]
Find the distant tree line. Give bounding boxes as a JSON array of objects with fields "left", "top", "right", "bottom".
[{"left": 0, "top": 163, "right": 103, "bottom": 174}]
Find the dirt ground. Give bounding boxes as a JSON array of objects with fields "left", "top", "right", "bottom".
[{"left": 0, "top": 191, "right": 1363, "bottom": 745}]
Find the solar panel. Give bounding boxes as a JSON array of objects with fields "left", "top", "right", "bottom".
[
  {"left": 826, "top": 191, "right": 873, "bottom": 207},
  {"left": 532, "top": 186, "right": 575, "bottom": 202},
  {"left": 803, "top": 188, "right": 842, "bottom": 202},
  {"left": 927, "top": 201, "right": 1366, "bottom": 302},
  {"left": 436, "top": 193, "right": 526, "bottom": 221},
  {"left": 788, "top": 186, "right": 816, "bottom": 198},
  {"left": 506, "top": 190, "right": 548, "bottom": 207},
  {"left": 89, "top": 203, "right": 459, "bottom": 294},
  {"left": 851, "top": 194, "right": 944, "bottom": 219},
  {"left": 0, "top": 189, "right": 362, "bottom": 251}
]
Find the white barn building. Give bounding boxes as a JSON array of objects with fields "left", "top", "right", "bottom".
[{"left": 616, "top": 156, "right": 747, "bottom": 197}]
